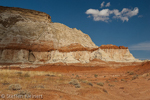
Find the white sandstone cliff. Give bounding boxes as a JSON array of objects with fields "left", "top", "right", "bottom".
[{"left": 0, "top": 6, "right": 142, "bottom": 66}]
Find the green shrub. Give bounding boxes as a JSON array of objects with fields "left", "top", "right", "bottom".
[
  {"left": 75, "top": 84, "right": 80, "bottom": 88},
  {"left": 129, "top": 72, "right": 134, "bottom": 75},
  {"left": 97, "top": 82, "right": 104, "bottom": 86},
  {"left": 108, "top": 84, "right": 114, "bottom": 87},
  {"left": 132, "top": 75, "right": 138, "bottom": 80},
  {"left": 76, "top": 75, "right": 79, "bottom": 78},
  {"left": 81, "top": 80, "right": 88, "bottom": 83},
  {"left": 88, "top": 82, "right": 93, "bottom": 86},
  {"left": 94, "top": 74, "right": 98, "bottom": 78},
  {"left": 8, "top": 84, "right": 22, "bottom": 90},
  {"left": 69, "top": 79, "right": 81, "bottom": 88},
  {"left": 103, "top": 89, "right": 108, "bottom": 93},
  {"left": 121, "top": 79, "right": 125, "bottom": 81},
  {"left": 17, "top": 90, "right": 31, "bottom": 95}
]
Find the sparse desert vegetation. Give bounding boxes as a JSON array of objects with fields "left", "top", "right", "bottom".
[
  {"left": 0, "top": 62, "right": 150, "bottom": 100},
  {"left": 0, "top": 61, "right": 150, "bottom": 100}
]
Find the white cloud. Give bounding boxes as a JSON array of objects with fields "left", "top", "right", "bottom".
[
  {"left": 113, "top": 7, "right": 139, "bottom": 22},
  {"left": 85, "top": 9, "right": 111, "bottom": 22},
  {"left": 138, "top": 15, "right": 143, "bottom": 18},
  {"left": 129, "top": 42, "right": 150, "bottom": 50},
  {"left": 124, "top": 7, "right": 139, "bottom": 17},
  {"left": 100, "top": 1, "right": 105, "bottom": 8},
  {"left": 85, "top": 7, "right": 139, "bottom": 22},
  {"left": 105, "top": 2, "right": 110, "bottom": 7}
]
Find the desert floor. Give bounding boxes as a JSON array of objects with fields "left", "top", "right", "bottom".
[{"left": 0, "top": 61, "right": 150, "bottom": 100}]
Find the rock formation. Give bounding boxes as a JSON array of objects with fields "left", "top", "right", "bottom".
[
  {"left": 97, "top": 44, "right": 139, "bottom": 62},
  {"left": 0, "top": 6, "right": 141, "bottom": 67},
  {"left": 100, "top": 44, "right": 128, "bottom": 49}
]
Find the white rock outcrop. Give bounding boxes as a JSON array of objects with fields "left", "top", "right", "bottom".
[{"left": 0, "top": 6, "right": 142, "bottom": 66}]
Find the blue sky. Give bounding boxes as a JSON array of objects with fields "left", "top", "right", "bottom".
[{"left": 0, "top": 0, "right": 150, "bottom": 60}]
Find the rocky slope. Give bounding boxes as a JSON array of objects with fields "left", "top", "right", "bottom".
[{"left": 0, "top": 6, "right": 141, "bottom": 66}]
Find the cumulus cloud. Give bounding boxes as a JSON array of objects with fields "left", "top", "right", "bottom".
[
  {"left": 85, "top": 9, "right": 111, "bottom": 22},
  {"left": 105, "top": 2, "right": 110, "bottom": 7},
  {"left": 113, "top": 7, "right": 139, "bottom": 22},
  {"left": 100, "top": 1, "right": 105, "bottom": 8},
  {"left": 85, "top": 7, "right": 139, "bottom": 22},
  {"left": 129, "top": 42, "right": 150, "bottom": 50}
]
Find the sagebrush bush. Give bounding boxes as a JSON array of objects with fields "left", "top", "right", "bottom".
[
  {"left": 132, "top": 75, "right": 138, "bottom": 80},
  {"left": 75, "top": 84, "right": 80, "bottom": 88},
  {"left": 94, "top": 74, "right": 98, "bottom": 78},
  {"left": 88, "top": 82, "right": 93, "bottom": 86},
  {"left": 69, "top": 79, "right": 80, "bottom": 88},
  {"left": 103, "top": 89, "right": 108, "bottom": 93},
  {"left": 8, "top": 84, "right": 22, "bottom": 90},
  {"left": 18, "top": 90, "right": 31, "bottom": 95},
  {"left": 69, "top": 79, "right": 79, "bottom": 85},
  {"left": 108, "top": 84, "right": 114, "bottom": 87},
  {"left": 121, "top": 79, "right": 125, "bottom": 81},
  {"left": 129, "top": 72, "right": 134, "bottom": 75},
  {"left": 97, "top": 82, "right": 104, "bottom": 86}
]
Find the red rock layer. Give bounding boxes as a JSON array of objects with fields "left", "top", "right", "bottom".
[
  {"left": 58, "top": 43, "right": 99, "bottom": 52},
  {"left": 99, "top": 44, "right": 128, "bottom": 49},
  {"left": 0, "top": 42, "right": 98, "bottom": 52},
  {"left": 0, "top": 43, "right": 128, "bottom": 52},
  {"left": 0, "top": 38, "right": 55, "bottom": 52}
]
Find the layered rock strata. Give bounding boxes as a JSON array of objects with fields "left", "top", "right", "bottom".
[
  {"left": 0, "top": 6, "right": 141, "bottom": 66},
  {"left": 100, "top": 44, "right": 128, "bottom": 49}
]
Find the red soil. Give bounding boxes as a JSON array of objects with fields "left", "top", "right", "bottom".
[{"left": 1, "top": 61, "right": 150, "bottom": 100}]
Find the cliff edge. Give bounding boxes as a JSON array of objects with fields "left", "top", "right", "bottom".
[{"left": 0, "top": 6, "right": 141, "bottom": 66}]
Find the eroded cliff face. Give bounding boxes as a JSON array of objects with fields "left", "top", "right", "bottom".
[
  {"left": 98, "top": 44, "right": 140, "bottom": 62},
  {"left": 97, "top": 49, "right": 140, "bottom": 62},
  {"left": 0, "top": 48, "right": 141, "bottom": 64},
  {"left": 0, "top": 6, "right": 141, "bottom": 66},
  {"left": 0, "top": 6, "right": 51, "bottom": 25},
  {"left": 0, "top": 6, "right": 97, "bottom": 51}
]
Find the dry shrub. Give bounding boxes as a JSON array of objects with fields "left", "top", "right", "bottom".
[
  {"left": 94, "top": 74, "right": 98, "bottom": 78},
  {"left": 108, "top": 84, "right": 114, "bottom": 87},
  {"left": 18, "top": 90, "right": 31, "bottom": 95},
  {"left": 8, "top": 84, "right": 22, "bottom": 90},
  {"left": 32, "top": 85, "right": 44, "bottom": 89},
  {"left": 97, "top": 82, "right": 104, "bottom": 86},
  {"left": 69, "top": 79, "right": 80, "bottom": 88},
  {"left": 88, "top": 82, "right": 93, "bottom": 86},
  {"left": 103, "top": 89, "right": 108, "bottom": 93},
  {"left": 132, "top": 75, "right": 138, "bottom": 80}
]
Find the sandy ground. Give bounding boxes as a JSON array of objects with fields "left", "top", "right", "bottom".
[{"left": 0, "top": 61, "right": 150, "bottom": 100}]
